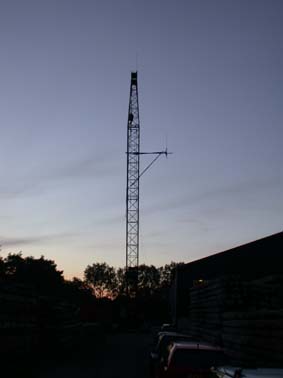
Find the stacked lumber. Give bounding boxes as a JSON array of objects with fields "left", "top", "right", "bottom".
[
  {"left": 222, "top": 275, "right": 283, "bottom": 367},
  {"left": 39, "top": 299, "right": 81, "bottom": 352},
  {"left": 0, "top": 284, "right": 82, "bottom": 355},
  {"left": 0, "top": 284, "right": 38, "bottom": 354},
  {"left": 186, "top": 275, "right": 283, "bottom": 367},
  {"left": 223, "top": 310, "right": 283, "bottom": 366},
  {"left": 188, "top": 278, "right": 225, "bottom": 345}
]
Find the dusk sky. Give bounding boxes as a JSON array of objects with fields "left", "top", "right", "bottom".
[{"left": 0, "top": 0, "right": 282, "bottom": 279}]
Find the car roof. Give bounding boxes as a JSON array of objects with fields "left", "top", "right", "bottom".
[
  {"left": 158, "top": 331, "right": 192, "bottom": 337},
  {"left": 217, "top": 367, "right": 283, "bottom": 378},
  {"left": 169, "top": 341, "right": 223, "bottom": 352}
]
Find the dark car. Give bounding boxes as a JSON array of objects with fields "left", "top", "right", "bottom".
[
  {"left": 160, "top": 324, "right": 177, "bottom": 333},
  {"left": 150, "top": 332, "right": 194, "bottom": 376},
  {"left": 156, "top": 341, "right": 226, "bottom": 378}
]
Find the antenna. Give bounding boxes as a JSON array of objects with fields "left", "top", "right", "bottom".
[
  {"left": 125, "top": 72, "right": 172, "bottom": 295},
  {"left": 165, "top": 132, "right": 168, "bottom": 157},
  {"left": 135, "top": 52, "right": 138, "bottom": 71}
]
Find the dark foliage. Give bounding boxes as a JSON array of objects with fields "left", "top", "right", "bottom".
[
  {"left": 0, "top": 253, "right": 64, "bottom": 295},
  {"left": 84, "top": 262, "right": 117, "bottom": 298}
]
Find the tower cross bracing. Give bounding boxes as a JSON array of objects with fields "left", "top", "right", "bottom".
[
  {"left": 126, "top": 72, "right": 140, "bottom": 270},
  {"left": 125, "top": 72, "right": 170, "bottom": 291}
]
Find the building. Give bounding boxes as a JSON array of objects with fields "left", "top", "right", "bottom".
[{"left": 172, "top": 231, "right": 283, "bottom": 367}]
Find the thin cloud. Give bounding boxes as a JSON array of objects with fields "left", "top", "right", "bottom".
[
  {"left": 143, "top": 176, "right": 283, "bottom": 215},
  {"left": 0, "top": 154, "right": 121, "bottom": 199},
  {"left": 96, "top": 213, "right": 124, "bottom": 226},
  {"left": 0, "top": 184, "right": 37, "bottom": 199},
  {"left": 85, "top": 241, "right": 123, "bottom": 252},
  {"left": 37, "top": 155, "right": 119, "bottom": 182},
  {"left": 0, "top": 232, "right": 78, "bottom": 249},
  {"left": 176, "top": 217, "right": 210, "bottom": 232}
]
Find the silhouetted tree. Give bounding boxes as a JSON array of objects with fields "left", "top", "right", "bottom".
[
  {"left": 0, "top": 253, "right": 64, "bottom": 295},
  {"left": 0, "top": 256, "right": 5, "bottom": 278},
  {"left": 159, "top": 261, "right": 185, "bottom": 288},
  {"left": 64, "top": 277, "right": 93, "bottom": 303},
  {"left": 107, "top": 263, "right": 185, "bottom": 299},
  {"left": 84, "top": 262, "right": 117, "bottom": 298},
  {"left": 116, "top": 267, "right": 127, "bottom": 295},
  {"left": 138, "top": 264, "right": 160, "bottom": 296}
]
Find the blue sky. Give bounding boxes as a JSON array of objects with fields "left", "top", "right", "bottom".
[{"left": 0, "top": 0, "right": 282, "bottom": 278}]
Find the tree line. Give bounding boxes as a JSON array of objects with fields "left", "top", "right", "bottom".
[{"left": 0, "top": 253, "right": 183, "bottom": 300}]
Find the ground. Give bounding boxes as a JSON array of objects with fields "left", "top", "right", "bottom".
[{"left": 39, "top": 332, "right": 152, "bottom": 378}]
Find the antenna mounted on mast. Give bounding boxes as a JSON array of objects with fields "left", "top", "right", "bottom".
[{"left": 125, "top": 72, "right": 171, "bottom": 295}]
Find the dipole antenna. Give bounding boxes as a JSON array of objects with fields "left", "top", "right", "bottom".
[{"left": 126, "top": 72, "right": 171, "bottom": 294}]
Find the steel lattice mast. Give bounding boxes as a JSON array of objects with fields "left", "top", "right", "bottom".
[
  {"left": 126, "top": 72, "right": 140, "bottom": 272},
  {"left": 125, "top": 72, "right": 171, "bottom": 293}
]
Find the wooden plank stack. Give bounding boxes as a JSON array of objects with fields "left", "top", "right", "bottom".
[
  {"left": 187, "top": 278, "right": 225, "bottom": 345},
  {"left": 0, "top": 283, "right": 82, "bottom": 356},
  {"left": 0, "top": 283, "right": 38, "bottom": 354},
  {"left": 186, "top": 275, "right": 283, "bottom": 367}
]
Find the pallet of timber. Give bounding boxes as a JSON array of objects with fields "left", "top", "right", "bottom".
[
  {"left": 222, "top": 333, "right": 283, "bottom": 352},
  {"left": 223, "top": 318, "right": 283, "bottom": 329},
  {"left": 222, "top": 326, "right": 283, "bottom": 338},
  {"left": 232, "top": 344, "right": 283, "bottom": 364},
  {"left": 223, "top": 310, "right": 283, "bottom": 320}
]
